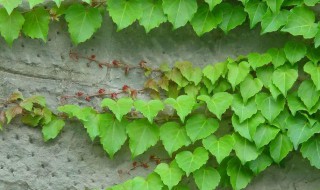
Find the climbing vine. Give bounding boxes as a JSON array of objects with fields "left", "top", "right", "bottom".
[{"left": 2, "top": 41, "right": 320, "bottom": 189}]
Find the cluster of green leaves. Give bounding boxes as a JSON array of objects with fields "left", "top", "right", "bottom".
[{"left": 1, "top": 0, "right": 320, "bottom": 45}]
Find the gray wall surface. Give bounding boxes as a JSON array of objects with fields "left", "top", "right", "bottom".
[{"left": 1, "top": 10, "right": 320, "bottom": 190}]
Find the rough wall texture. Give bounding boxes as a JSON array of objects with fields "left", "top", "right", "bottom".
[{"left": 1, "top": 8, "right": 320, "bottom": 190}]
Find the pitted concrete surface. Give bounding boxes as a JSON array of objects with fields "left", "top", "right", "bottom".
[{"left": 0, "top": 7, "right": 319, "bottom": 190}]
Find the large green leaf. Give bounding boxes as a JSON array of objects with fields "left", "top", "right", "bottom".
[
  {"left": 0, "top": 9, "right": 24, "bottom": 46},
  {"left": 28, "top": 0, "right": 44, "bottom": 8},
  {"left": 175, "top": 62, "right": 202, "bottom": 85},
  {"left": 272, "top": 66, "right": 298, "bottom": 97},
  {"left": 287, "top": 92, "right": 307, "bottom": 115},
  {"left": 227, "top": 61, "right": 251, "bottom": 90},
  {"left": 198, "top": 92, "right": 233, "bottom": 120},
  {"left": 175, "top": 147, "right": 209, "bottom": 176},
  {"left": 202, "top": 134, "right": 234, "bottom": 163},
  {"left": 240, "top": 75, "right": 263, "bottom": 104},
  {"left": 253, "top": 124, "right": 280, "bottom": 149},
  {"left": 101, "top": 98, "right": 133, "bottom": 121},
  {"left": 190, "top": 4, "right": 222, "bottom": 36},
  {"left": 185, "top": 114, "right": 218, "bottom": 143},
  {"left": 0, "top": 0, "right": 22, "bottom": 14},
  {"left": 227, "top": 158, "right": 253, "bottom": 190},
  {"left": 65, "top": 4, "right": 102, "bottom": 44},
  {"left": 244, "top": 0, "right": 267, "bottom": 28},
  {"left": 202, "top": 61, "right": 227, "bottom": 85},
  {"left": 267, "top": 48, "right": 287, "bottom": 68},
  {"left": 139, "top": 0, "right": 167, "bottom": 32},
  {"left": 232, "top": 113, "right": 265, "bottom": 141},
  {"left": 165, "top": 95, "right": 195, "bottom": 122},
  {"left": 255, "top": 93, "right": 285, "bottom": 122},
  {"left": 218, "top": 3, "right": 247, "bottom": 33},
  {"left": 301, "top": 136, "right": 320, "bottom": 169},
  {"left": 261, "top": 10, "right": 289, "bottom": 34},
  {"left": 22, "top": 7, "right": 50, "bottom": 41},
  {"left": 231, "top": 94, "right": 258, "bottom": 123},
  {"left": 126, "top": 119, "right": 159, "bottom": 158},
  {"left": 81, "top": 108, "right": 101, "bottom": 141},
  {"left": 193, "top": 166, "right": 220, "bottom": 190},
  {"left": 42, "top": 117, "right": 65, "bottom": 142},
  {"left": 269, "top": 133, "right": 293, "bottom": 163},
  {"left": 154, "top": 161, "right": 184, "bottom": 190},
  {"left": 99, "top": 114, "right": 128, "bottom": 158},
  {"left": 233, "top": 133, "right": 261, "bottom": 164},
  {"left": 248, "top": 153, "right": 273, "bottom": 175},
  {"left": 160, "top": 122, "right": 191, "bottom": 156},
  {"left": 107, "top": 0, "right": 142, "bottom": 31},
  {"left": 162, "top": 0, "right": 198, "bottom": 29},
  {"left": 134, "top": 99, "right": 164, "bottom": 123},
  {"left": 204, "top": 0, "right": 222, "bottom": 10},
  {"left": 284, "top": 41, "right": 307, "bottom": 64},
  {"left": 247, "top": 52, "right": 272, "bottom": 70},
  {"left": 282, "top": 6, "right": 318, "bottom": 39},
  {"left": 304, "top": 61, "right": 320, "bottom": 90},
  {"left": 298, "top": 80, "right": 320, "bottom": 110}
]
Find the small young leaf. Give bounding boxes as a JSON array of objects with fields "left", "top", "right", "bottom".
[
  {"left": 301, "top": 136, "right": 320, "bottom": 169},
  {"left": 126, "top": 119, "right": 159, "bottom": 158},
  {"left": 233, "top": 133, "right": 261, "bottom": 164},
  {"left": 247, "top": 52, "right": 272, "bottom": 70},
  {"left": 269, "top": 133, "right": 293, "bottom": 163},
  {"left": 0, "top": 9, "right": 24, "bottom": 46},
  {"left": 227, "top": 158, "right": 253, "bottom": 190},
  {"left": 298, "top": 80, "right": 320, "bottom": 110},
  {"left": 20, "top": 95, "right": 46, "bottom": 111},
  {"left": 28, "top": 0, "right": 44, "bottom": 8},
  {"left": 248, "top": 153, "right": 273, "bottom": 175},
  {"left": 204, "top": 0, "right": 222, "bottom": 10},
  {"left": 202, "top": 134, "right": 234, "bottom": 163},
  {"left": 231, "top": 95, "right": 258, "bottom": 123},
  {"left": 162, "top": 0, "right": 198, "bottom": 29},
  {"left": 193, "top": 166, "right": 221, "bottom": 190},
  {"left": 175, "top": 62, "right": 202, "bottom": 85},
  {"left": 175, "top": 147, "right": 209, "bottom": 176},
  {"left": 139, "top": 0, "right": 167, "bottom": 32},
  {"left": 232, "top": 113, "right": 265, "bottom": 141},
  {"left": 21, "top": 115, "right": 42, "bottom": 127},
  {"left": 240, "top": 75, "right": 263, "bottom": 103},
  {"left": 218, "top": 3, "right": 247, "bottom": 33},
  {"left": 261, "top": 10, "right": 289, "bottom": 34},
  {"left": 253, "top": 124, "right": 280, "bottom": 149},
  {"left": 134, "top": 100, "right": 164, "bottom": 123},
  {"left": 227, "top": 61, "right": 250, "bottom": 90},
  {"left": 244, "top": 0, "right": 267, "bottom": 28},
  {"left": 0, "top": 0, "right": 22, "bottom": 14},
  {"left": 304, "top": 61, "right": 320, "bottom": 90},
  {"left": 101, "top": 98, "right": 133, "bottom": 121},
  {"left": 42, "top": 117, "right": 65, "bottom": 142},
  {"left": 165, "top": 95, "right": 195, "bottom": 122},
  {"left": 284, "top": 41, "right": 307, "bottom": 64},
  {"left": 22, "top": 7, "right": 50, "bottom": 41},
  {"left": 255, "top": 93, "right": 285, "bottom": 122},
  {"left": 53, "top": 0, "right": 63, "bottom": 7},
  {"left": 154, "top": 161, "right": 184, "bottom": 190},
  {"left": 165, "top": 68, "right": 189, "bottom": 87},
  {"left": 65, "top": 4, "right": 102, "bottom": 44},
  {"left": 267, "top": 48, "right": 287, "bottom": 68},
  {"left": 272, "top": 66, "right": 298, "bottom": 97},
  {"left": 160, "top": 122, "right": 191, "bottom": 157},
  {"left": 198, "top": 92, "right": 233, "bottom": 120},
  {"left": 185, "top": 114, "right": 219, "bottom": 142},
  {"left": 5, "top": 106, "right": 22, "bottom": 124}
]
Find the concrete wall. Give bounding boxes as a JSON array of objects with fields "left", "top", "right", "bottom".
[{"left": 1, "top": 8, "right": 320, "bottom": 190}]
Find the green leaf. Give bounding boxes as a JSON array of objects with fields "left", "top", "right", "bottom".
[
  {"left": 175, "top": 62, "right": 202, "bottom": 85},
  {"left": 165, "top": 68, "right": 189, "bottom": 87},
  {"left": 143, "top": 173, "right": 164, "bottom": 190},
  {"left": 139, "top": 0, "right": 167, "bottom": 32},
  {"left": 267, "top": 48, "right": 287, "bottom": 68},
  {"left": 99, "top": 114, "right": 128, "bottom": 158},
  {"left": 272, "top": 66, "right": 298, "bottom": 97},
  {"left": 21, "top": 115, "right": 42, "bottom": 127},
  {"left": 261, "top": 10, "right": 289, "bottom": 34},
  {"left": 286, "top": 115, "right": 320, "bottom": 150},
  {"left": 264, "top": 0, "right": 284, "bottom": 12},
  {"left": 154, "top": 161, "right": 184, "bottom": 190},
  {"left": 307, "top": 47, "right": 320, "bottom": 63},
  {"left": 227, "top": 61, "right": 251, "bottom": 90},
  {"left": 202, "top": 134, "right": 234, "bottom": 163},
  {"left": 57, "top": 104, "right": 82, "bottom": 119},
  {"left": 298, "top": 80, "right": 320, "bottom": 110},
  {"left": 287, "top": 92, "right": 307, "bottom": 115},
  {"left": 81, "top": 108, "right": 101, "bottom": 141},
  {"left": 304, "top": 61, "right": 320, "bottom": 90},
  {"left": 160, "top": 122, "right": 191, "bottom": 157},
  {"left": 107, "top": 0, "right": 142, "bottom": 31},
  {"left": 175, "top": 147, "right": 209, "bottom": 176},
  {"left": 101, "top": 98, "right": 133, "bottom": 121},
  {"left": 218, "top": 3, "right": 247, "bottom": 33},
  {"left": 232, "top": 113, "right": 265, "bottom": 141},
  {"left": 165, "top": 95, "right": 195, "bottom": 122},
  {"left": 202, "top": 61, "right": 227, "bottom": 86},
  {"left": 193, "top": 166, "right": 220, "bottom": 190},
  {"left": 240, "top": 75, "right": 263, "bottom": 104},
  {"left": 0, "top": 9, "right": 24, "bottom": 46},
  {"left": 42, "top": 117, "right": 65, "bottom": 142},
  {"left": 253, "top": 124, "right": 280, "bottom": 149},
  {"left": 126, "top": 119, "right": 159, "bottom": 158},
  {"left": 185, "top": 114, "right": 219, "bottom": 142},
  {"left": 231, "top": 95, "right": 258, "bottom": 123},
  {"left": 198, "top": 92, "right": 233, "bottom": 120},
  {"left": 248, "top": 52, "right": 272, "bottom": 70},
  {"left": 282, "top": 6, "right": 318, "bottom": 39},
  {"left": 28, "top": 0, "right": 44, "bottom": 8},
  {"left": 248, "top": 153, "right": 273, "bottom": 175},
  {"left": 134, "top": 100, "right": 164, "bottom": 123},
  {"left": 0, "top": 0, "right": 22, "bottom": 14},
  {"left": 65, "top": 4, "right": 102, "bottom": 44},
  {"left": 190, "top": 4, "right": 222, "bottom": 36},
  {"left": 304, "top": 0, "right": 320, "bottom": 6},
  {"left": 271, "top": 109, "right": 290, "bottom": 130},
  {"left": 255, "top": 93, "right": 285, "bottom": 122},
  {"left": 162, "top": 0, "right": 197, "bottom": 29},
  {"left": 53, "top": 0, "right": 63, "bottom": 7},
  {"left": 269, "top": 133, "right": 293, "bottom": 163},
  {"left": 20, "top": 95, "right": 46, "bottom": 111},
  {"left": 22, "top": 7, "right": 50, "bottom": 41},
  {"left": 284, "top": 41, "right": 307, "bottom": 64},
  {"left": 233, "top": 133, "right": 261, "bottom": 164},
  {"left": 204, "top": 0, "right": 222, "bottom": 10},
  {"left": 227, "top": 158, "right": 253, "bottom": 190},
  {"left": 244, "top": 0, "right": 267, "bottom": 28},
  {"left": 301, "top": 136, "right": 320, "bottom": 169},
  {"left": 256, "top": 66, "right": 282, "bottom": 99}
]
